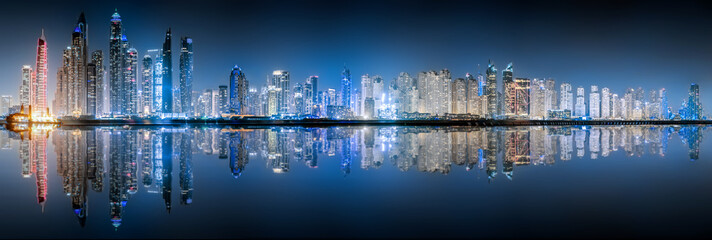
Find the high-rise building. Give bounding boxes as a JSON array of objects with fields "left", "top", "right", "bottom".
[
  {"left": 92, "top": 51, "right": 105, "bottom": 116},
  {"left": 502, "top": 63, "right": 529, "bottom": 118},
  {"left": 141, "top": 55, "right": 153, "bottom": 115},
  {"left": 452, "top": 77, "right": 467, "bottom": 114},
  {"left": 229, "top": 66, "right": 248, "bottom": 114},
  {"left": 575, "top": 87, "right": 586, "bottom": 117},
  {"left": 340, "top": 65, "right": 351, "bottom": 108},
  {"left": 530, "top": 79, "right": 546, "bottom": 119},
  {"left": 301, "top": 76, "right": 319, "bottom": 115},
  {"left": 179, "top": 37, "right": 193, "bottom": 115},
  {"left": 559, "top": 83, "right": 573, "bottom": 112},
  {"left": 1, "top": 95, "right": 12, "bottom": 116},
  {"left": 601, "top": 87, "right": 610, "bottom": 119},
  {"left": 20, "top": 65, "right": 32, "bottom": 109},
  {"left": 148, "top": 49, "right": 163, "bottom": 114},
  {"left": 372, "top": 75, "right": 386, "bottom": 111},
  {"left": 361, "top": 74, "right": 373, "bottom": 117},
  {"left": 687, "top": 83, "right": 701, "bottom": 120},
  {"left": 218, "top": 85, "right": 228, "bottom": 115},
  {"left": 544, "top": 79, "right": 557, "bottom": 112},
  {"left": 271, "top": 70, "right": 289, "bottom": 114},
  {"left": 293, "top": 83, "right": 304, "bottom": 115},
  {"left": 33, "top": 29, "right": 48, "bottom": 116},
  {"left": 396, "top": 72, "right": 416, "bottom": 113},
  {"left": 466, "top": 73, "right": 480, "bottom": 116},
  {"left": 417, "top": 70, "right": 451, "bottom": 116},
  {"left": 589, "top": 85, "right": 600, "bottom": 119},
  {"left": 485, "top": 60, "right": 497, "bottom": 118},
  {"left": 125, "top": 48, "right": 139, "bottom": 115},
  {"left": 161, "top": 29, "right": 173, "bottom": 113},
  {"left": 109, "top": 10, "right": 124, "bottom": 115},
  {"left": 660, "top": 88, "right": 668, "bottom": 119},
  {"left": 62, "top": 12, "right": 90, "bottom": 116}
]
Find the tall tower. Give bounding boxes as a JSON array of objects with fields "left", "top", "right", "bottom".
[
  {"left": 33, "top": 29, "right": 48, "bottom": 116},
  {"left": 271, "top": 70, "right": 289, "bottom": 114},
  {"left": 179, "top": 37, "right": 193, "bottom": 115},
  {"left": 162, "top": 29, "right": 173, "bottom": 113},
  {"left": 109, "top": 9, "right": 124, "bottom": 115},
  {"left": 575, "top": 87, "right": 586, "bottom": 117},
  {"left": 485, "top": 60, "right": 497, "bottom": 118},
  {"left": 601, "top": 87, "right": 610, "bottom": 119},
  {"left": 503, "top": 63, "right": 515, "bottom": 117},
  {"left": 91, "top": 50, "right": 104, "bottom": 116},
  {"left": 72, "top": 12, "right": 89, "bottom": 116},
  {"left": 148, "top": 49, "right": 163, "bottom": 114},
  {"left": 589, "top": 85, "right": 600, "bottom": 119},
  {"left": 559, "top": 83, "right": 573, "bottom": 112},
  {"left": 125, "top": 48, "right": 138, "bottom": 115},
  {"left": 229, "top": 66, "right": 248, "bottom": 114},
  {"left": 688, "top": 83, "right": 700, "bottom": 120},
  {"left": 20, "top": 65, "right": 32, "bottom": 108},
  {"left": 340, "top": 64, "right": 351, "bottom": 108},
  {"left": 141, "top": 55, "right": 153, "bottom": 115}
]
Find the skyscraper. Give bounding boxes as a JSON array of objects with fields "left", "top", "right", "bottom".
[
  {"left": 218, "top": 85, "right": 228, "bottom": 114},
  {"left": 33, "top": 29, "right": 48, "bottom": 116},
  {"left": 601, "top": 87, "right": 610, "bottom": 119},
  {"left": 466, "top": 73, "right": 480, "bottom": 116},
  {"left": 687, "top": 83, "right": 701, "bottom": 120},
  {"left": 340, "top": 65, "right": 351, "bottom": 108},
  {"left": 142, "top": 55, "right": 153, "bottom": 115},
  {"left": 149, "top": 49, "right": 163, "bottom": 114},
  {"left": 452, "top": 77, "right": 467, "bottom": 114},
  {"left": 229, "top": 66, "right": 248, "bottom": 114},
  {"left": 589, "top": 85, "right": 600, "bottom": 119},
  {"left": 271, "top": 70, "right": 289, "bottom": 114},
  {"left": 65, "top": 12, "right": 89, "bottom": 116},
  {"left": 306, "top": 76, "right": 318, "bottom": 115},
  {"left": 501, "top": 63, "right": 530, "bottom": 119},
  {"left": 485, "top": 60, "right": 497, "bottom": 118},
  {"left": 125, "top": 48, "right": 139, "bottom": 115},
  {"left": 575, "top": 87, "right": 586, "bottom": 117},
  {"left": 162, "top": 29, "right": 173, "bottom": 113},
  {"left": 530, "top": 79, "right": 546, "bottom": 119},
  {"left": 372, "top": 75, "right": 384, "bottom": 111},
  {"left": 20, "top": 65, "right": 32, "bottom": 109},
  {"left": 559, "top": 83, "right": 573, "bottom": 112},
  {"left": 92, "top": 51, "right": 105, "bottom": 116},
  {"left": 109, "top": 10, "right": 124, "bottom": 115},
  {"left": 179, "top": 37, "right": 193, "bottom": 115},
  {"left": 660, "top": 88, "right": 668, "bottom": 119}
]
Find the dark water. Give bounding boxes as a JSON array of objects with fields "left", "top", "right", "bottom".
[{"left": 1, "top": 125, "right": 711, "bottom": 238}]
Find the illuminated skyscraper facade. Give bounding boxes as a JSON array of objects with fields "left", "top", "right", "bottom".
[
  {"left": 33, "top": 29, "right": 48, "bottom": 116},
  {"left": 20, "top": 65, "right": 32, "bottom": 109},
  {"left": 179, "top": 37, "right": 193, "bottom": 115},
  {"left": 340, "top": 65, "right": 351, "bottom": 108},
  {"left": 485, "top": 61, "right": 497, "bottom": 118},
  {"left": 575, "top": 87, "right": 586, "bottom": 117},
  {"left": 142, "top": 55, "right": 153, "bottom": 115},
  {"left": 229, "top": 66, "right": 248, "bottom": 114},
  {"left": 109, "top": 10, "right": 124, "bottom": 115},
  {"left": 125, "top": 48, "right": 139, "bottom": 115},
  {"left": 161, "top": 29, "right": 173, "bottom": 113},
  {"left": 589, "top": 85, "right": 600, "bottom": 119}
]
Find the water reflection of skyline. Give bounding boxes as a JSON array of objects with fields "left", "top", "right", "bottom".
[{"left": 0, "top": 125, "right": 707, "bottom": 229}]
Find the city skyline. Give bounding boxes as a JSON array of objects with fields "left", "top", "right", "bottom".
[{"left": 1, "top": 0, "right": 711, "bottom": 114}]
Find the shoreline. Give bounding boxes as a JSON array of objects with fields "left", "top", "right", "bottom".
[{"left": 3, "top": 119, "right": 709, "bottom": 127}]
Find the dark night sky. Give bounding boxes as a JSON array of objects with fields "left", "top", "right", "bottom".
[{"left": 1, "top": 0, "right": 712, "bottom": 111}]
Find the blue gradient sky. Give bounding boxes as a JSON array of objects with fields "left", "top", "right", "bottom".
[{"left": 1, "top": 0, "right": 711, "bottom": 112}]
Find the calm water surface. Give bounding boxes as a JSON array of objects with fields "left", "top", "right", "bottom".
[{"left": 1, "top": 125, "right": 711, "bottom": 238}]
